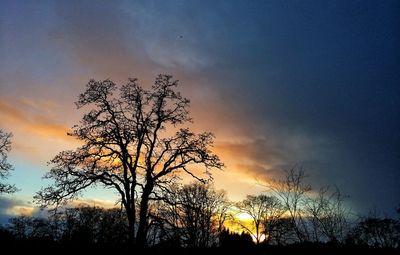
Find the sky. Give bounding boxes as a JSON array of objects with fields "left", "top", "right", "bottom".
[{"left": 0, "top": 0, "right": 399, "bottom": 220}]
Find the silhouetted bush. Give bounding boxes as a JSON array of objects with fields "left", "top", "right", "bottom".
[
  {"left": 348, "top": 217, "right": 400, "bottom": 248},
  {"left": 219, "top": 229, "right": 254, "bottom": 249}
]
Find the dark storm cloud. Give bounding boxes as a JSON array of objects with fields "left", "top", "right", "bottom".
[
  {"left": 49, "top": 0, "right": 154, "bottom": 82},
  {"left": 144, "top": 0, "right": 400, "bottom": 213}
]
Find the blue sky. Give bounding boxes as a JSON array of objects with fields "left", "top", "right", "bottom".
[{"left": 0, "top": 0, "right": 399, "bottom": 220}]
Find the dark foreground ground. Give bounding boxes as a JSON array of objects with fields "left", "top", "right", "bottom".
[{"left": 0, "top": 239, "right": 398, "bottom": 255}]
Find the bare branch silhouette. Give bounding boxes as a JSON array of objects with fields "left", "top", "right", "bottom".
[
  {"left": 0, "top": 129, "right": 17, "bottom": 193},
  {"left": 34, "top": 75, "right": 223, "bottom": 247}
]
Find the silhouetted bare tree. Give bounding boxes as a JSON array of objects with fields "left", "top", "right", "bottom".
[
  {"left": 57, "top": 206, "right": 129, "bottom": 244},
  {"left": 265, "top": 167, "right": 311, "bottom": 242},
  {"left": 7, "top": 206, "right": 129, "bottom": 245},
  {"left": 261, "top": 196, "right": 286, "bottom": 245},
  {"left": 236, "top": 195, "right": 284, "bottom": 245},
  {"left": 8, "top": 216, "right": 34, "bottom": 240},
  {"left": 8, "top": 216, "right": 53, "bottom": 241},
  {"left": 150, "top": 182, "right": 229, "bottom": 247},
  {"left": 0, "top": 129, "right": 16, "bottom": 193},
  {"left": 267, "top": 218, "right": 297, "bottom": 245},
  {"left": 34, "top": 75, "right": 223, "bottom": 247},
  {"left": 305, "top": 186, "right": 350, "bottom": 243},
  {"left": 349, "top": 216, "right": 400, "bottom": 248}
]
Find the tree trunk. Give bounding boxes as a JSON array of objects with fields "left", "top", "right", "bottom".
[
  {"left": 255, "top": 223, "right": 260, "bottom": 245},
  {"left": 136, "top": 183, "right": 153, "bottom": 248},
  {"left": 124, "top": 204, "right": 136, "bottom": 245}
]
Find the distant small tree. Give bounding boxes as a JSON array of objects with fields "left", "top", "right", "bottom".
[
  {"left": 350, "top": 216, "right": 400, "bottom": 248},
  {"left": 261, "top": 196, "right": 286, "bottom": 245},
  {"left": 219, "top": 229, "right": 254, "bottom": 249},
  {"left": 62, "top": 206, "right": 103, "bottom": 244},
  {"left": 7, "top": 206, "right": 129, "bottom": 244},
  {"left": 305, "top": 186, "right": 350, "bottom": 243},
  {"left": 8, "top": 216, "right": 33, "bottom": 240},
  {"left": 265, "top": 167, "right": 311, "bottom": 242},
  {"left": 267, "top": 218, "right": 297, "bottom": 245},
  {"left": 236, "top": 194, "right": 285, "bottom": 245},
  {"left": 97, "top": 207, "right": 129, "bottom": 244},
  {"left": 29, "top": 218, "right": 54, "bottom": 241},
  {"left": 151, "top": 182, "right": 229, "bottom": 247},
  {"left": 8, "top": 216, "right": 53, "bottom": 241},
  {"left": 35, "top": 75, "right": 223, "bottom": 247},
  {"left": 58, "top": 206, "right": 129, "bottom": 244},
  {"left": 0, "top": 129, "right": 16, "bottom": 193}
]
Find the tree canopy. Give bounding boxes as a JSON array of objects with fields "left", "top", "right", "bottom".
[
  {"left": 35, "top": 75, "right": 223, "bottom": 246},
  {"left": 0, "top": 129, "right": 16, "bottom": 194}
]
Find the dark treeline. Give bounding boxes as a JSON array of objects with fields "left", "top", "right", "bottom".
[{"left": 1, "top": 178, "right": 399, "bottom": 254}]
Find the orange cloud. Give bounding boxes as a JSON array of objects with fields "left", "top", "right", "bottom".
[
  {"left": 6, "top": 205, "right": 37, "bottom": 216},
  {"left": 0, "top": 197, "right": 39, "bottom": 217},
  {"left": 0, "top": 98, "right": 71, "bottom": 141},
  {"left": 68, "top": 198, "right": 118, "bottom": 209},
  {"left": 213, "top": 139, "right": 285, "bottom": 180},
  {"left": 0, "top": 97, "right": 80, "bottom": 164}
]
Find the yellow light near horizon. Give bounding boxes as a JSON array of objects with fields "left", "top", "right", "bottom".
[
  {"left": 235, "top": 212, "right": 253, "bottom": 221},
  {"left": 251, "top": 233, "right": 266, "bottom": 243},
  {"left": 6, "top": 206, "right": 35, "bottom": 216},
  {"left": 223, "top": 216, "right": 267, "bottom": 244}
]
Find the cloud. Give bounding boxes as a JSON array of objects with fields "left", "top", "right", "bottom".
[
  {"left": 213, "top": 129, "right": 332, "bottom": 179},
  {"left": 216, "top": 139, "right": 284, "bottom": 166},
  {"left": 47, "top": 1, "right": 156, "bottom": 84},
  {"left": 5, "top": 205, "right": 36, "bottom": 217},
  {"left": 0, "top": 97, "right": 71, "bottom": 141},
  {"left": 68, "top": 198, "right": 117, "bottom": 209},
  {"left": 0, "top": 196, "right": 40, "bottom": 224},
  {"left": 0, "top": 195, "right": 121, "bottom": 225},
  {"left": 0, "top": 97, "right": 80, "bottom": 164}
]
